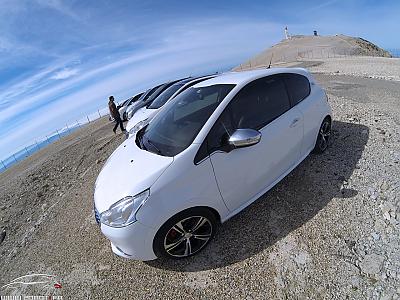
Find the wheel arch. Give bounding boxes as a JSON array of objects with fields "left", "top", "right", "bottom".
[{"left": 152, "top": 205, "right": 221, "bottom": 258}]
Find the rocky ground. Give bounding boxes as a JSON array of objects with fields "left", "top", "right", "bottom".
[
  {"left": 0, "top": 57, "right": 399, "bottom": 299},
  {"left": 309, "top": 57, "right": 400, "bottom": 81}
]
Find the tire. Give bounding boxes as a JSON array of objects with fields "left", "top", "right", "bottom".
[
  {"left": 153, "top": 207, "right": 217, "bottom": 259},
  {"left": 313, "top": 117, "right": 331, "bottom": 154}
]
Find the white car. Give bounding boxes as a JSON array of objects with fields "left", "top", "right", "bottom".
[
  {"left": 117, "top": 92, "right": 144, "bottom": 121},
  {"left": 125, "top": 79, "right": 184, "bottom": 121},
  {"left": 126, "top": 75, "right": 216, "bottom": 136},
  {"left": 94, "top": 68, "right": 332, "bottom": 260},
  {"left": 124, "top": 85, "right": 162, "bottom": 121}
]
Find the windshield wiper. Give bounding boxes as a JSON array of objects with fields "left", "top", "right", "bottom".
[{"left": 145, "top": 137, "right": 162, "bottom": 155}]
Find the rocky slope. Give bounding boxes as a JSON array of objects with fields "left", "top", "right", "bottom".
[{"left": 234, "top": 34, "right": 392, "bottom": 70}]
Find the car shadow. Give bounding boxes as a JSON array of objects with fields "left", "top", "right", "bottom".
[{"left": 146, "top": 120, "right": 369, "bottom": 272}]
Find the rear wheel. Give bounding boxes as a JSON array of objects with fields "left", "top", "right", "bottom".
[
  {"left": 313, "top": 117, "right": 331, "bottom": 154},
  {"left": 153, "top": 207, "right": 217, "bottom": 259}
]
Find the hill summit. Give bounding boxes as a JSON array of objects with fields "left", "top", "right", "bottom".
[{"left": 235, "top": 34, "right": 391, "bottom": 70}]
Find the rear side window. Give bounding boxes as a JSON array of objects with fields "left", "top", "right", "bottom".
[
  {"left": 284, "top": 73, "right": 310, "bottom": 105},
  {"left": 229, "top": 76, "right": 291, "bottom": 130}
]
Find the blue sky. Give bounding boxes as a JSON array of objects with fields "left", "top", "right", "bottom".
[{"left": 0, "top": 0, "right": 399, "bottom": 160}]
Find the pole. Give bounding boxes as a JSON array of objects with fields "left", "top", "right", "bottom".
[
  {"left": 45, "top": 135, "right": 50, "bottom": 144},
  {"left": 35, "top": 140, "right": 40, "bottom": 151},
  {"left": 12, "top": 154, "right": 17, "bottom": 162},
  {"left": 98, "top": 109, "right": 101, "bottom": 118},
  {"left": 76, "top": 120, "right": 80, "bottom": 128},
  {"left": 56, "top": 129, "right": 61, "bottom": 139},
  {"left": 66, "top": 124, "right": 70, "bottom": 133},
  {"left": 87, "top": 116, "right": 90, "bottom": 123},
  {"left": 0, "top": 160, "right": 6, "bottom": 170},
  {"left": 24, "top": 147, "right": 30, "bottom": 156}
]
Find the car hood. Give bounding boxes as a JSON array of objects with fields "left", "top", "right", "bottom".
[
  {"left": 118, "top": 105, "right": 128, "bottom": 114},
  {"left": 126, "top": 107, "right": 157, "bottom": 132},
  {"left": 125, "top": 101, "right": 142, "bottom": 115},
  {"left": 126, "top": 101, "right": 147, "bottom": 119},
  {"left": 94, "top": 138, "right": 173, "bottom": 213}
]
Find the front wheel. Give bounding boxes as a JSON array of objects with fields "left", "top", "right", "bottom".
[
  {"left": 313, "top": 117, "right": 331, "bottom": 154},
  {"left": 153, "top": 208, "right": 217, "bottom": 259}
]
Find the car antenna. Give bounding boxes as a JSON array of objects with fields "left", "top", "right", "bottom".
[{"left": 267, "top": 53, "right": 274, "bottom": 69}]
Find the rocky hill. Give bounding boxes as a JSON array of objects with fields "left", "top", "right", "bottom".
[{"left": 234, "top": 34, "right": 392, "bottom": 70}]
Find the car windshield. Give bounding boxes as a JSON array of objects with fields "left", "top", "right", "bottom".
[
  {"left": 137, "top": 84, "right": 235, "bottom": 156},
  {"left": 147, "top": 83, "right": 185, "bottom": 109},
  {"left": 145, "top": 84, "right": 169, "bottom": 104}
]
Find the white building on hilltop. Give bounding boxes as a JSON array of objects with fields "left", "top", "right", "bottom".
[{"left": 284, "top": 26, "right": 290, "bottom": 40}]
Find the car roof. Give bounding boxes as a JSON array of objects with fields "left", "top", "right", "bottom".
[
  {"left": 194, "top": 68, "right": 312, "bottom": 88},
  {"left": 173, "top": 77, "right": 196, "bottom": 85}
]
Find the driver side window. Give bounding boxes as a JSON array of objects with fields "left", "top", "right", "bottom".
[
  {"left": 206, "top": 75, "right": 290, "bottom": 153},
  {"left": 207, "top": 107, "right": 235, "bottom": 153}
]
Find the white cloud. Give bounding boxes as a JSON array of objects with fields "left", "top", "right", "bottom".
[
  {"left": 33, "top": 0, "right": 81, "bottom": 21},
  {"left": 50, "top": 68, "right": 79, "bottom": 80}
]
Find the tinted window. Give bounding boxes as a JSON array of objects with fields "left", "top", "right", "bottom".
[
  {"left": 207, "top": 107, "right": 235, "bottom": 153},
  {"left": 139, "top": 84, "right": 235, "bottom": 156},
  {"left": 230, "top": 76, "right": 291, "bottom": 130},
  {"left": 147, "top": 83, "right": 184, "bottom": 109},
  {"left": 284, "top": 73, "right": 310, "bottom": 105},
  {"left": 138, "top": 86, "right": 158, "bottom": 103}
]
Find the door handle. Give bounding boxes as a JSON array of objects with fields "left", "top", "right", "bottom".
[{"left": 290, "top": 118, "right": 300, "bottom": 128}]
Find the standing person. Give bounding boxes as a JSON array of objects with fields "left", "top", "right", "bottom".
[{"left": 108, "top": 96, "right": 125, "bottom": 134}]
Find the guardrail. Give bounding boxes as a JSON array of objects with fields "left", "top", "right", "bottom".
[
  {"left": 0, "top": 107, "right": 110, "bottom": 173},
  {"left": 237, "top": 47, "right": 396, "bottom": 70}
]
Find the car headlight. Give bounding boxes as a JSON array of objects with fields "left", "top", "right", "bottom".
[
  {"left": 128, "top": 119, "right": 149, "bottom": 136},
  {"left": 99, "top": 190, "right": 149, "bottom": 228}
]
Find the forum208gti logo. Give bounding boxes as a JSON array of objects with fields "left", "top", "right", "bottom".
[{"left": 1, "top": 274, "right": 62, "bottom": 300}]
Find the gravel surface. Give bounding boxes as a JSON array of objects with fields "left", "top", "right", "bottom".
[
  {"left": 0, "top": 58, "right": 399, "bottom": 299},
  {"left": 309, "top": 57, "right": 400, "bottom": 81}
]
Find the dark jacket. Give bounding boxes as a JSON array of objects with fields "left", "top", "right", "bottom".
[{"left": 108, "top": 101, "right": 120, "bottom": 119}]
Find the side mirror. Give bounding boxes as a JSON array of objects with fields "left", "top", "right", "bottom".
[{"left": 228, "top": 129, "right": 261, "bottom": 148}]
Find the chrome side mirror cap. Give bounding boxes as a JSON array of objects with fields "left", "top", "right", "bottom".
[{"left": 228, "top": 129, "right": 261, "bottom": 148}]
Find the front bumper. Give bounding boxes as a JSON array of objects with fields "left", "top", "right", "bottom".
[{"left": 100, "top": 220, "right": 158, "bottom": 261}]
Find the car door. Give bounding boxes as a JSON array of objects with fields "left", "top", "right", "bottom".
[
  {"left": 282, "top": 73, "right": 316, "bottom": 157},
  {"left": 207, "top": 75, "right": 304, "bottom": 212}
]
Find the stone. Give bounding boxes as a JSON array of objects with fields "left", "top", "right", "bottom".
[
  {"left": 383, "top": 212, "right": 391, "bottom": 221},
  {"left": 371, "top": 232, "right": 380, "bottom": 240},
  {"left": 359, "top": 254, "right": 385, "bottom": 275}
]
